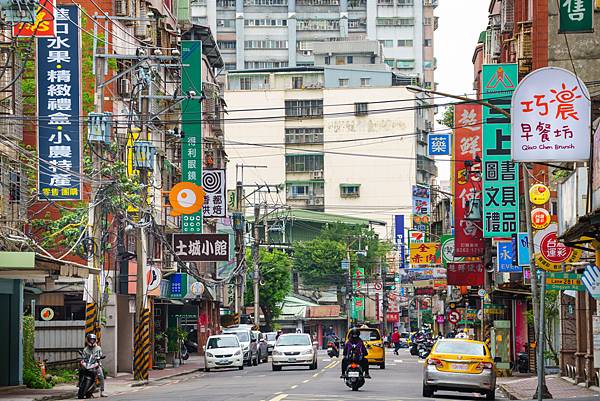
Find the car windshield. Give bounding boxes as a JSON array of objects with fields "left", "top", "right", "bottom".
[
  {"left": 265, "top": 333, "right": 277, "bottom": 341},
  {"left": 277, "top": 335, "right": 310, "bottom": 346},
  {"left": 207, "top": 336, "right": 239, "bottom": 349},
  {"left": 400, "top": 333, "right": 410, "bottom": 339},
  {"left": 358, "top": 330, "right": 381, "bottom": 341},
  {"left": 228, "top": 331, "right": 250, "bottom": 342},
  {"left": 435, "top": 341, "right": 486, "bottom": 356}
]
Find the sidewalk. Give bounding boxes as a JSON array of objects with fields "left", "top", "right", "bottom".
[
  {"left": 0, "top": 356, "right": 205, "bottom": 401},
  {"left": 498, "top": 374, "right": 600, "bottom": 400}
]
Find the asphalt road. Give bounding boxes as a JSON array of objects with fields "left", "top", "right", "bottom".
[{"left": 107, "top": 348, "right": 508, "bottom": 401}]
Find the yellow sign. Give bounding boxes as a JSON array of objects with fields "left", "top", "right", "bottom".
[
  {"left": 409, "top": 242, "right": 439, "bottom": 265},
  {"left": 529, "top": 184, "right": 550, "bottom": 205},
  {"left": 546, "top": 277, "right": 582, "bottom": 286},
  {"left": 534, "top": 224, "right": 583, "bottom": 272},
  {"left": 531, "top": 208, "right": 551, "bottom": 230}
]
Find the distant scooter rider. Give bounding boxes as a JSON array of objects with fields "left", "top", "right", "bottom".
[
  {"left": 80, "top": 333, "right": 106, "bottom": 397},
  {"left": 340, "top": 328, "right": 371, "bottom": 379}
]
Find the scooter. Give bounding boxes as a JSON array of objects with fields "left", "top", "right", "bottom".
[
  {"left": 77, "top": 352, "right": 105, "bottom": 399},
  {"left": 516, "top": 352, "right": 528, "bottom": 373},
  {"left": 327, "top": 336, "right": 340, "bottom": 358}
]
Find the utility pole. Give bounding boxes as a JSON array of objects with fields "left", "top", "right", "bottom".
[
  {"left": 253, "top": 203, "right": 260, "bottom": 327},
  {"left": 346, "top": 244, "right": 352, "bottom": 330},
  {"left": 234, "top": 180, "right": 244, "bottom": 315}
]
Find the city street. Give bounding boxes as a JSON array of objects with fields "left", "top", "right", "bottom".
[{"left": 107, "top": 349, "right": 507, "bottom": 401}]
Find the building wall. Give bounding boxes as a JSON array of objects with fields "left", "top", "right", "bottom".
[
  {"left": 0, "top": 279, "right": 23, "bottom": 386},
  {"left": 324, "top": 67, "right": 391, "bottom": 88}
]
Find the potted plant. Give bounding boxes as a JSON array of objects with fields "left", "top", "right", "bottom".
[
  {"left": 166, "top": 327, "right": 179, "bottom": 367},
  {"left": 154, "top": 333, "right": 167, "bottom": 370}
]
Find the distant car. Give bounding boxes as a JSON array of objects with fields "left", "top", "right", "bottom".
[
  {"left": 422, "top": 339, "right": 497, "bottom": 399},
  {"left": 253, "top": 331, "right": 269, "bottom": 363},
  {"left": 223, "top": 327, "right": 259, "bottom": 366},
  {"left": 203, "top": 334, "right": 244, "bottom": 372},
  {"left": 271, "top": 333, "right": 317, "bottom": 371},
  {"left": 264, "top": 332, "right": 277, "bottom": 354},
  {"left": 399, "top": 332, "right": 410, "bottom": 348}
]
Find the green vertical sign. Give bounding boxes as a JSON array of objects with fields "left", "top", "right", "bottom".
[
  {"left": 181, "top": 41, "right": 203, "bottom": 233},
  {"left": 482, "top": 64, "right": 519, "bottom": 238},
  {"left": 559, "top": 0, "right": 594, "bottom": 33},
  {"left": 351, "top": 265, "right": 365, "bottom": 321}
]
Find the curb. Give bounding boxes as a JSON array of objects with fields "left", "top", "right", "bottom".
[{"left": 498, "top": 383, "right": 520, "bottom": 400}]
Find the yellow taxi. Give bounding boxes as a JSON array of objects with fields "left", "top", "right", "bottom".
[
  {"left": 422, "top": 339, "right": 497, "bottom": 399},
  {"left": 346, "top": 326, "right": 386, "bottom": 369}
]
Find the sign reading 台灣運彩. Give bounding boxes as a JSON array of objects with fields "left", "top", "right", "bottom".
[
  {"left": 482, "top": 64, "right": 519, "bottom": 238},
  {"left": 559, "top": 0, "right": 594, "bottom": 33}
]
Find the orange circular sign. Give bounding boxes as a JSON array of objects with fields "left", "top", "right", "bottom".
[
  {"left": 169, "top": 182, "right": 206, "bottom": 216},
  {"left": 529, "top": 184, "right": 550, "bottom": 205},
  {"left": 531, "top": 208, "right": 551, "bottom": 230}
]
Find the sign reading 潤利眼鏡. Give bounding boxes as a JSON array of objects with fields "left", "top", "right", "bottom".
[
  {"left": 482, "top": 64, "right": 519, "bottom": 237},
  {"left": 37, "top": 5, "right": 81, "bottom": 201}
]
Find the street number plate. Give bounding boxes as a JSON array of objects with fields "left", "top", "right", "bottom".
[
  {"left": 450, "top": 363, "right": 468, "bottom": 371},
  {"left": 348, "top": 371, "right": 360, "bottom": 377}
]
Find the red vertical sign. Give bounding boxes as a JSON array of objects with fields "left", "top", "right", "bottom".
[
  {"left": 13, "top": 0, "right": 56, "bottom": 37},
  {"left": 454, "top": 104, "right": 485, "bottom": 257}
]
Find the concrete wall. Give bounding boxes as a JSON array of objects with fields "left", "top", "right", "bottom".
[
  {"left": 0, "top": 279, "right": 23, "bottom": 386},
  {"left": 116, "top": 295, "right": 134, "bottom": 373},
  {"left": 324, "top": 67, "right": 391, "bottom": 88}
]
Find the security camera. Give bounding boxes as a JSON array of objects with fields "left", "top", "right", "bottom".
[
  {"left": 172, "top": 49, "right": 180, "bottom": 56},
  {"left": 187, "top": 90, "right": 196, "bottom": 98}
]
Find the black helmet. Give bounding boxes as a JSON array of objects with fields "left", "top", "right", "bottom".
[
  {"left": 86, "top": 333, "right": 97, "bottom": 344},
  {"left": 349, "top": 328, "right": 360, "bottom": 340}
]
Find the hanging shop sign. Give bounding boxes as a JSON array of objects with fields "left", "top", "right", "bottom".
[
  {"left": 169, "top": 181, "right": 206, "bottom": 216},
  {"left": 146, "top": 265, "right": 162, "bottom": 291},
  {"left": 441, "top": 235, "right": 464, "bottom": 267},
  {"left": 190, "top": 281, "right": 205, "bottom": 297},
  {"left": 497, "top": 241, "right": 520, "bottom": 273},
  {"left": 559, "top": 0, "right": 594, "bottom": 33},
  {"left": 173, "top": 233, "right": 230, "bottom": 262},
  {"left": 511, "top": 67, "right": 591, "bottom": 162},
  {"left": 40, "top": 307, "right": 55, "bottom": 321},
  {"left": 428, "top": 133, "right": 451, "bottom": 156},
  {"left": 515, "top": 232, "right": 530, "bottom": 266},
  {"left": 582, "top": 265, "right": 600, "bottom": 299},
  {"left": 454, "top": 104, "right": 485, "bottom": 256},
  {"left": 37, "top": 5, "right": 81, "bottom": 201},
  {"left": 202, "top": 169, "right": 226, "bottom": 218},
  {"left": 412, "top": 185, "right": 431, "bottom": 235},
  {"left": 534, "top": 223, "right": 582, "bottom": 271},
  {"left": 545, "top": 272, "right": 584, "bottom": 291},
  {"left": 529, "top": 184, "right": 551, "bottom": 205},
  {"left": 409, "top": 242, "right": 440, "bottom": 265},
  {"left": 482, "top": 64, "right": 519, "bottom": 238},
  {"left": 181, "top": 40, "right": 203, "bottom": 233},
  {"left": 394, "top": 215, "right": 405, "bottom": 268},
  {"left": 447, "top": 261, "right": 485, "bottom": 286},
  {"left": 170, "top": 273, "right": 188, "bottom": 299},
  {"left": 13, "top": 0, "right": 56, "bottom": 37},
  {"left": 412, "top": 215, "right": 430, "bottom": 233},
  {"left": 531, "top": 208, "right": 552, "bottom": 230},
  {"left": 408, "top": 230, "right": 425, "bottom": 244}
]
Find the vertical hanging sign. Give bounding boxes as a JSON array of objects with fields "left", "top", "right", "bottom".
[
  {"left": 181, "top": 41, "right": 203, "bottom": 232},
  {"left": 454, "top": 104, "right": 484, "bottom": 256},
  {"left": 559, "top": 0, "right": 594, "bottom": 33},
  {"left": 394, "top": 215, "right": 405, "bottom": 268},
  {"left": 37, "top": 5, "right": 81, "bottom": 201},
  {"left": 482, "top": 64, "right": 519, "bottom": 237}
]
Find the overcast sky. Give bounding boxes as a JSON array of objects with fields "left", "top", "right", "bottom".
[{"left": 433, "top": 0, "right": 489, "bottom": 181}]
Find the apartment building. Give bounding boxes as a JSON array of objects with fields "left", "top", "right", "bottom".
[
  {"left": 224, "top": 66, "right": 435, "bottom": 238},
  {"left": 190, "top": 0, "right": 437, "bottom": 86}
]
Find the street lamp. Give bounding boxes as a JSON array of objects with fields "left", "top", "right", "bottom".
[{"left": 405, "top": 85, "right": 511, "bottom": 119}]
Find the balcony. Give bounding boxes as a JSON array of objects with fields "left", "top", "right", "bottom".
[
  {"left": 203, "top": 82, "right": 225, "bottom": 135},
  {"left": 515, "top": 21, "right": 532, "bottom": 76}
]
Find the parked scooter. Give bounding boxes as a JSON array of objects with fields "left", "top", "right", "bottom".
[
  {"left": 516, "top": 352, "right": 528, "bottom": 373},
  {"left": 77, "top": 352, "right": 105, "bottom": 399}
]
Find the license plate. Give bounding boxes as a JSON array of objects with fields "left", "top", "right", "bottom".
[
  {"left": 216, "top": 361, "right": 232, "bottom": 365},
  {"left": 450, "top": 363, "right": 468, "bottom": 371},
  {"left": 347, "top": 371, "right": 360, "bottom": 377},
  {"left": 288, "top": 358, "right": 296, "bottom": 362},
  {"left": 327, "top": 348, "right": 333, "bottom": 352}
]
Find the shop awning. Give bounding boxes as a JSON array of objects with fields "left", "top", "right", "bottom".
[
  {"left": 559, "top": 209, "right": 600, "bottom": 252},
  {"left": 0, "top": 252, "right": 98, "bottom": 280}
]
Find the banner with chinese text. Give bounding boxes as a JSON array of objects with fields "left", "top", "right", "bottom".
[
  {"left": 37, "top": 5, "right": 81, "bottom": 200},
  {"left": 13, "top": 0, "right": 56, "bottom": 37},
  {"left": 394, "top": 215, "right": 405, "bottom": 268},
  {"left": 482, "top": 64, "right": 519, "bottom": 237},
  {"left": 412, "top": 185, "right": 431, "bottom": 235},
  {"left": 173, "top": 233, "right": 230, "bottom": 262},
  {"left": 559, "top": 0, "right": 593, "bottom": 33},
  {"left": 454, "top": 104, "right": 485, "bottom": 256},
  {"left": 409, "top": 242, "right": 440, "bottom": 265},
  {"left": 447, "top": 262, "right": 484, "bottom": 286},
  {"left": 202, "top": 169, "right": 226, "bottom": 217}
]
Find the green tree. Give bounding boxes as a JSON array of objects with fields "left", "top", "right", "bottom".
[
  {"left": 527, "top": 290, "right": 560, "bottom": 366},
  {"left": 245, "top": 249, "right": 292, "bottom": 330},
  {"left": 437, "top": 105, "right": 455, "bottom": 128},
  {"left": 293, "top": 238, "right": 346, "bottom": 287}
]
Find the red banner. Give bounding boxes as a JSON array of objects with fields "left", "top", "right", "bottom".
[
  {"left": 13, "top": 0, "right": 56, "bottom": 37},
  {"left": 453, "top": 104, "right": 485, "bottom": 257},
  {"left": 386, "top": 312, "right": 399, "bottom": 323},
  {"left": 447, "top": 262, "right": 484, "bottom": 286}
]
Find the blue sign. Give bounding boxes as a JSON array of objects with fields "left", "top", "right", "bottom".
[
  {"left": 428, "top": 133, "right": 451, "bottom": 156},
  {"left": 517, "top": 232, "right": 530, "bottom": 266},
  {"left": 497, "top": 241, "right": 520, "bottom": 272},
  {"left": 37, "top": 5, "right": 81, "bottom": 200},
  {"left": 170, "top": 273, "right": 184, "bottom": 298},
  {"left": 395, "top": 215, "right": 405, "bottom": 268}
]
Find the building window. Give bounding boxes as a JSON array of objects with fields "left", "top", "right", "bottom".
[
  {"left": 297, "top": 19, "right": 339, "bottom": 30},
  {"left": 285, "top": 99, "right": 323, "bottom": 118},
  {"left": 347, "top": 56, "right": 353, "bottom": 64},
  {"left": 348, "top": 18, "right": 366, "bottom": 29},
  {"left": 360, "top": 78, "right": 370, "bottom": 87},
  {"left": 245, "top": 19, "right": 288, "bottom": 26},
  {"left": 378, "top": 0, "right": 393, "bottom": 4},
  {"left": 335, "top": 56, "right": 346, "bottom": 65},
  {"left": 324, "top": 56, "right": 331, "bottom": 65},
  {"left": 240, "top": 77, "right": 252, "bottom": 90},
  {"left": 396, "top": 59, "right": 415, "bottom": 69},
  {"left": 379, "top": 40, "right": 393, "bottom": 48},
  {"left": 339, "top": 78, "right": 349, "bottom": 87},
  {"left": 245, "top": 0, "right": 287, "bottom": 5},
  {"left": 424, "top": 39, "right": 432, "bottom": 47},
  {"left": 423, "top": 60, "right": 434, "bottom": 69},
  {"left": 285, "top": 154, "right": 324, "bottom": 172},
  {"left": 217, "top": 40, "right": 236, "bottom": 49},
  {"left": 424, "top": 17, "right": 432, "bottom": 25},
  {"left": 244, "top": 61, "right": 289, "bottom": 68},
  {"left": 290, "top": 184, "right": 309, "bottom": 198},
  {"left": 217, "top": 19, "right": 235, "bottom": 28},
  {"left": 297, "top": 0, "right": 339, "bottom": 5},
  {"left": 245, "top": 40, "right": 288, "bottom": 49},
  {"left": 216, "top": 0, "right": 236, "bottom": 7},
  {"left": 285, "top": 127, "right": 324, "bottom": 144},
  {"left": 354, "top": 102, "right": 368, "bottom": 115},
  {"left": 224, "top": 63, "right": 237, "bottom": 70},
  {"left": 292, "top": 76, "right": 303, "bottom": 89},
  {"left": 397, "top": 0, "right": 413, "bottom": 4},
  {"left": 376, "top": 17, "right": 414, "bottom": 26},
  {"left": 348, "top": 0, "right": 366, "bottom": 7},
  {"left": 340, "top": 184, "right": 360, "bottom": 198},
  {"left": 397, "top": 39, "right": 413, "bottom": 47},
  {"left": 384, "top": 59, "right": 394, "bottom": 67}
]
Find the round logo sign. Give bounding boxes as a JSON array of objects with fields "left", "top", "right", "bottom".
[
  {"left": 190, "top": 281, "right": 205, "bottom": 296},
  {"left": 40, "top": 307, "right": 54, "bottom": 321},
  {"left": 448, "top": 310, "right": 461, "bottom": 325},
  {"left": 534, "top": 223, "right": 582, "bottom": 271},
  {"left": 146, "top": 266, "right": 162, "bottom": 291},
  {"left": 531, "top": 208, "right": 551, "bottom": 230},
  {"left": 169, "top": 182, "right": 206, "bottom": 216},
  {"left": 529, "top": 184, "right": 550, "bottom": 205},
  {"left": 477, "top": 289, "right": 487, "bottom": 297}
]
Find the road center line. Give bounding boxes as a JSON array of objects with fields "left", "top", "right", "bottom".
[
  {"left": 312, "top": 373, "right": 319, "bottom": 377},
  {"left": 268, "top": 394, "right": 288, "bottom": 401},
  {"left": 302, "top": 379, "right": 310, "bottom": 383},
  {"left": 290, "top": 385, "right": 298, "bottom": 389}
]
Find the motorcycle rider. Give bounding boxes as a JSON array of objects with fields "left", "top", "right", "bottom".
[
  {"left": 80, "top": 333, "right": 106, "bottom": 397},
  {"left": 340, "top": 328, "right": 371, "bottom": 379}
]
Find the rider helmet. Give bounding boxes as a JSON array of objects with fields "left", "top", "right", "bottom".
[
  {"left": 349, "top": 328, "right": 360, "bottom": 340},
  {"left": 86, "top": 333, "right": 97, "bottom": 346}
]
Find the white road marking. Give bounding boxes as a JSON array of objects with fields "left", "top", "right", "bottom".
[
  {"left": 394, "top": 360, "right": 403, "bottom": 363},
  {"left": 269, "top": 394, "right": 288, "bottom": 401},
  {"left": 312, "top": 373, "right": 319, "bottom": 377},
  {"left": 303, "top": 379, "right": 310, "bottom": 383},
  {"left": 322, "top": 358, "right": 331, "bottom": 362},
  {"left": 290, "top": 385, "right": 298, "bottom": 389}
]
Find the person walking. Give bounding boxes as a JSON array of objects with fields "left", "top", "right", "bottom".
[{"left": 391, "top": 327, "right": 401, "bottom": 355}]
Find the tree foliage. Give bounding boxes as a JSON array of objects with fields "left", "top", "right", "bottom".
[
  {"left": 245, "top": 249, "right": 292, "bottom": 330},
  {"left": 293, "top": 238, "right": 346, "bottom": 287},
  {"left": 437, "top": 105, "right": 455, "bottom": 128}
]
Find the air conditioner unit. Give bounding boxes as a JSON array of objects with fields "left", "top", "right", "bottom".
[
  {"left": 312, "top": 170, "right": 324, "bottom": 180},
  {"left": 314, "top": 197, "right": 324, "bottom": 205},
  {"left": 218, "top": 20, "right": 225, "bottom": 26},
  {"left": 117, "top": 78, "right": 131, "bottom": 98},
  {"left": 115, "top": 0, "right": 128, "bottom": 16}
]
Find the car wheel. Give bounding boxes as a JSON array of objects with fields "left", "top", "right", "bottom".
[
  {"left": 309, "top": 361, "right": 317, "bottom": 370},
  {"left": 379, "top": 362, "right": 386, "bottom": 369},
  {"left": 204, "top": 367, "right": 210, "bottom": 372},
  {"left": 422, "top": 385, "right": 434, "bottom": 397},
  {"left": 272, "top": 364, "right": 282, "bottom": 371},
  {"left": 486, "top": 390, "right": 495, "bottom": 400},
  {"left": 238, "top": 365, "right": 244, "bottom": 370}
]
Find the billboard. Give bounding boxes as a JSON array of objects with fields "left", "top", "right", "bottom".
[
  {"left": 13, "top": 0, "right": 56, "bottom": 37},
  {"left": 447, "top": 262, "right": 485, "bottom": 286}
]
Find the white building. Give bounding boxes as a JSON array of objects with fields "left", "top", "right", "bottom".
[{"left": 224, "top": 67, "right": 432, "bottom": 239}]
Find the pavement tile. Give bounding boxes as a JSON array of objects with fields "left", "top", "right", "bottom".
[{"left": 499, "top": 374, "right": 599, "bottom": 400}]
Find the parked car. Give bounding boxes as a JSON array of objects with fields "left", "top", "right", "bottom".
[
  {"left": 203, "top": 334, "right": 244, "bottom": 372},
  {"left": 253, "top": 331, "right": 269, "bottom": 363},
  {"left": 264, "top": 332, "right": 277, "bottom": 354},
  {"left": 422, "top": 339, "right": 497, "bottom": 399},
  {"left": 271, "top": 333, "right": 317, "bottom": 371},
  {"left": 223, "top": 327, "right": 259, "bottom": 366}
]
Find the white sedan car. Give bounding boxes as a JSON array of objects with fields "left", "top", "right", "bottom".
[
  {"left": 272, "top": 333, "right": 317, "bottom": 371},
  {"left": 204, "top": 334, "right": 244, "bottom": 372}
]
